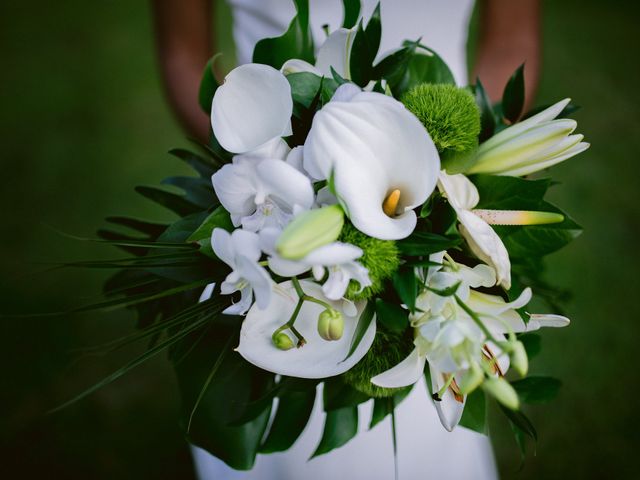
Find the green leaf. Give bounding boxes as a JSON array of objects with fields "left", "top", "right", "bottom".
[
  {"left": 135, "top": 185, "right": 201, "bottom": 217},
  {"left": 343, "top": 300, "right": 375, "bottom": 361},
  {"left": 260, "top": 387, "right": 316, "bottom": 453},
  {"left": 392, "top": 268, "right": 417, "bottom": 313},
  {"left": 287, "top": 72, "right": 338, "bottom": 117},
  {"left": 104, "top": 217, "right": 167, "bottom": 238},
  {"left": 459, "top": 389, "right": 488, "bottom": 434},
  {"left": 198, "top": 53, "right": 222, "bottom": 114},
  {"left": 310, "top": 406, "right": 358, "bottom": 458},
  {"left": 475, "top": 78, "right": 496, "bottom": 141},
  {"left": 187, "top": 205, "right": 233, "bottom": 258},
  {"left": 397, "top": 231, "right": 462, "bottom": 257},
  {"left": 175, "top": 325, "right": 274, "bottom": 470},
  {"left": 499, "top": 404, "right": 537, "bottom": 441},
  {"left": 392, "top": 46, "right": 455, "bottom": 97},
  {"left": 161, "top": 175, "right": 215, "bottom": 209},
  {"left": 252, "top": 0, "right": 314, "bottom": 69},
  {"left": 374, "top": 299, "right": 408, "bottom": 332},
  {"left": 341, "top": 0, "right": 361, "bottom": 28},
  {"left": 323, "top": 378, "right": 370, "bottom": 411},
  {"left": 373, "top": 40, "right": 418, "bottom": 87},
  {"left": 512, "top": 376, "right": 562, "bottom": 404},
  {"left": 169, "top": 148, "right": 224, "bottom": 176},
  {"left": 349, "top": 3, "right": 381, "bottom": 86},
  {"left": 473, "top": 174, "right": 550, "bottom": 210},
  {"left": 369, "top": 388, "right": 412, "bottom": 429},
  {"left": 502, "top": 63, "right": 525, "bottom": 123}
]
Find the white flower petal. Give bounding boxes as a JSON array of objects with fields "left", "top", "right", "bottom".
[
  {"left": 438, "top": 171, "right": 479, "bottom": 210},
  {"left": 211, "top": 228, "right": 235, "bottom": 267},
  {"left": 211, "top": 162, "right": 257, "bottom": 222},
  {"left": 230, "top": 229, "right": 262, "bottom": 262},
  {"left": 304, "top": 91, "right": 440, "bottom": 240},
  {"left": 256, "top": 159, "right": 315, "bottom": 210},
  {"left": 315, "top": 28, "right": 356, "bottom": 78},
  {"left": 457, "top": 210, "right": 511, "bottom": 289},
  {"left": 429, "top": 364, "right": 465, "bottom": 432},
  {"left": 371, "top": 347, "right": 426, "bottom": 388},
  {"left": 236, "top": 256, "right": 273, "bottom": 310},
  {"left": 526, "top": 313, "right": 571, "bottom": 331},
  {"left": 198, "top": 283, "right": 216, "bottom": 303},
  {"left": 281, "top": 59, "right": 321, "bottom": 76},
  {"left": 237, "top": 280, "right": 376, "bottom": 378},
  {"left": 500, "top": 141, "right": 590, "bottom": 177},
  {"left": 331, "top": 83, "right": 362, "bottom": 103},
  {"left": 303, "top": 242, "right": 363, "bottom": 265},
  {"left": 211, "top": 63, "right": 293, "bottom": 153}
]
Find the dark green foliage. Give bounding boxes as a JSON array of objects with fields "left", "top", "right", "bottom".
[
  {"left": 343, "top": 327, "right": 414, "bottom": 398},
  {"left": 339, "top": 222, "right": 400, "bottom": 301},
  {"left": 502, "top": 63, "right": 525, "bottom": 123}
]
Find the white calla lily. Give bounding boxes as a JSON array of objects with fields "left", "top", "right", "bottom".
[
  {"left": 304, "top": 85, "right": 440, "bottom": 240},
  {"left": 211, "top": 63, "right": 293, "bottom": 154},
  {"left": 438, "top": 171, "right": 511, "bottom": 289},
  {"left": 281, "top": 27, "right": 356, "bottom": 78},
  {"left": 237, "top": 280, "right": 376, "bottom": 378},
  {"left": 212, "top": 157, "right": 314, "bottom": 232},
  {"left": 211, "top": 228, "right": 273, "bottom": 315}
]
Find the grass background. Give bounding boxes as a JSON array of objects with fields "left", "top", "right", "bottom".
[{"left": 1, "top": 0, "right": 638, "bottom": 478}]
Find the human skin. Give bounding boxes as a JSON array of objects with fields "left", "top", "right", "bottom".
[{"left": 151, "top": 0, "right": 541, "bottom": 142}]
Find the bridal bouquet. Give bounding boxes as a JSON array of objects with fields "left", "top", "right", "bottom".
[{"left": 64, "top": 0, "right": 588, "bottom": 470}]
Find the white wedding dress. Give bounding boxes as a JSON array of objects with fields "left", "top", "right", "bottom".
[{"left": 193, "top": 1, "right": 498, "bottom": 478}]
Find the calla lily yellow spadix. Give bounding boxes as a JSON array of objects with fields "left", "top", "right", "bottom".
[
  {"left": 304, "top": 84, "right": 441, "bottom": 240},
  {"left": 276, "top": 205, "right": 345, "bottom": 260},
  {"left": 469, "top": 98, "right": 590, "bottom": 176}
]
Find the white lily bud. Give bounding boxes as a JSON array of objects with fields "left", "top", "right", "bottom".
[
  {"left": 468, "top": 99, "right": 589, "bottom": 177},
  {"left": 482, "top": 377, "right": 520, "bottom": 410},
  {"left": 458, "top": 363, "right": 484, "bottom": 395},
  {"left": 273, "top": 332, "right": 295, "bottom": 351},
  {"left": 510, "top": 341, "right": 529, "bottom": 377},
  {"left": 317, "top": 308, "right": 344, "bottom": 341},
  {"left": 276, "top": 205, "right": 344, "bottom": 259}
]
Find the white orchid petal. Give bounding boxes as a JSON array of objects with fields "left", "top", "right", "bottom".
[
  {"left": 211, "top": 229, "right": 235, "bottom": 267},
  {"left": 371, "top": 347, "right": 426, "bottom": 388},
  {"left": 211, "top": 162, "right": 257, "bottom": 220},
  {"left": 256, "top": 159, "right": 315, "bottom": 210},
  {"left": 315, "top": 186, "right": 338, "bottom": 207},
  {"left": 198, "top": 283, "right": 216, "bottom": 303},
  {"left": 429, "top": 365, "right": 465, "bottom": 432},
  {"left": 236, "top": 256, "right": 272, "bottom": 310},
  {"left": 230, "top": 229, "right": 262, "bottom": 262},
  {"left": 303, "top": 242, "right": 363, "bottom": 265},
  {"left": 211, "top": 63, "right": 293, "bottom": 153},
  {"left": 457, "top": 210, "right": 511, "bottom": 289},
  {"left": 304, "top": 91, "right": 440, "bottom": 240},
  {"left": 237, "top": 280, "right": 376, "bottom": 378},
  {"left": 322, "top": 269, "right": 351, "bottom": 300},
  {"left": 315, "top": 28, "right": 356, "bottom": 78},
  {"left": 235, "top": 137, "right": 291, "bottom": 161},
  {"left": 223, "top": 284, "right": 254, "bottom": 315},
  {"left": 268, "top": 255, "right": 310, "bottom": 278}
]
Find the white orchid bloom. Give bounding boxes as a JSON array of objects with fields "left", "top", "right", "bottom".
[
  {"left": 438, "top": 171, "right": 511, "bottom": 289},
  {"left": 237, "top": 280, "right": 376, "bottom": 378},
  {"left": 211, "top": 228, "right": 273, "bottom": 315},
  {"left": 372, "top": 257, "right": 570, "bottom": 431},
  {"left": 212, "top": 156, "right": 314, "bottom": 232},
  {"left": 260, "top": 228, "right": 371, "bottom": 301},
  {"left": 211, "top": 63, "right": 293, "bottom": 154},
  {"left": 304, "top": 84, "right": 440, "bottom": 240},
  {"left": 281, "top": 27, "right": 356, "bottom": 78},
  {"left": 469, "top": 98, "right": 590, "bottom": 176}
]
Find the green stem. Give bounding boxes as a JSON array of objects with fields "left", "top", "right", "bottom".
[{"left": 454, "top": 294, "right": 501, "bottom": 345}]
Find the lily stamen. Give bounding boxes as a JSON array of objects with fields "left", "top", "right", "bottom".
[{"left": 382, "top": 189, "right": 401, "bottom": 217}]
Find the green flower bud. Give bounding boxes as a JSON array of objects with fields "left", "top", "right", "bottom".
[
  {"left": 482, "top": 377, "right": 520, "bottom": 410},
  {"left": 273, "top": 332, "right": 295, "bottom": 351},
  {"left": 276, "top": 205, "right": 344, "bottom": 260},
  {"left": 458, "top": 363, "right": 484, "bottom": 395},
  {"left": 317, "top": 308, "right": 344, "bottom": 341},
  {"left": 510, "top": 341, "right": 529, "bottom": 377}
]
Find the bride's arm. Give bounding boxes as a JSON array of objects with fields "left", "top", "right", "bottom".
[
  {"left": 473, "top": 0, "right": 541, "bottom": 113},
  {"left": 152, "top": 0, "right": 214, "bottom": 143}
]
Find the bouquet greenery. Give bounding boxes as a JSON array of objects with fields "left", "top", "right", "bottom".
[{"left": 59, "top": 0, "right": 588, "bottom": 470}]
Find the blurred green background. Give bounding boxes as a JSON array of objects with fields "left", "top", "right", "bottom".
[{"left": 1, "top": 0, "right": 638, "bottom": 478}]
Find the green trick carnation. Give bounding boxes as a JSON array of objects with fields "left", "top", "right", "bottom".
[
  {"left": 343, "top": 327, "right": 414, "bottom": 398},
  {"left": 402, "top": 83, "right": 481, "bottom": 173},
  {"left": 340, "top": 223, "right": 400, "bottom": 301}
]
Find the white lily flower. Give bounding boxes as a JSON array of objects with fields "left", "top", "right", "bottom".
[
  {"left": 212, "top": 156, "right": 314, "bottom": 232},
  {"left": 260, "top": 228, "right": 372, "bottom": 301},
  {"left": 438, "top": 171, "right": 511, "bottom": 289},
  {"left": 372, "top": 257, "right": 569, "bottom": 430},
  {"left": 469, "top": 98, "right": 590, "bottom": 176},
  {"left": 281, "top": 27, "right": 356, "bottom": 78},
  {"left": 211, "top": 63, "right": 293, "bottom": 154},
  {"left": 237, "top": 280, "right": 376, "bottom": 378},
  {"left": 211, "top": 228, "right": 273, "bottom": 315},
  {"left": 304, "top": 84, "right": 440, "bottom": 240}
]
